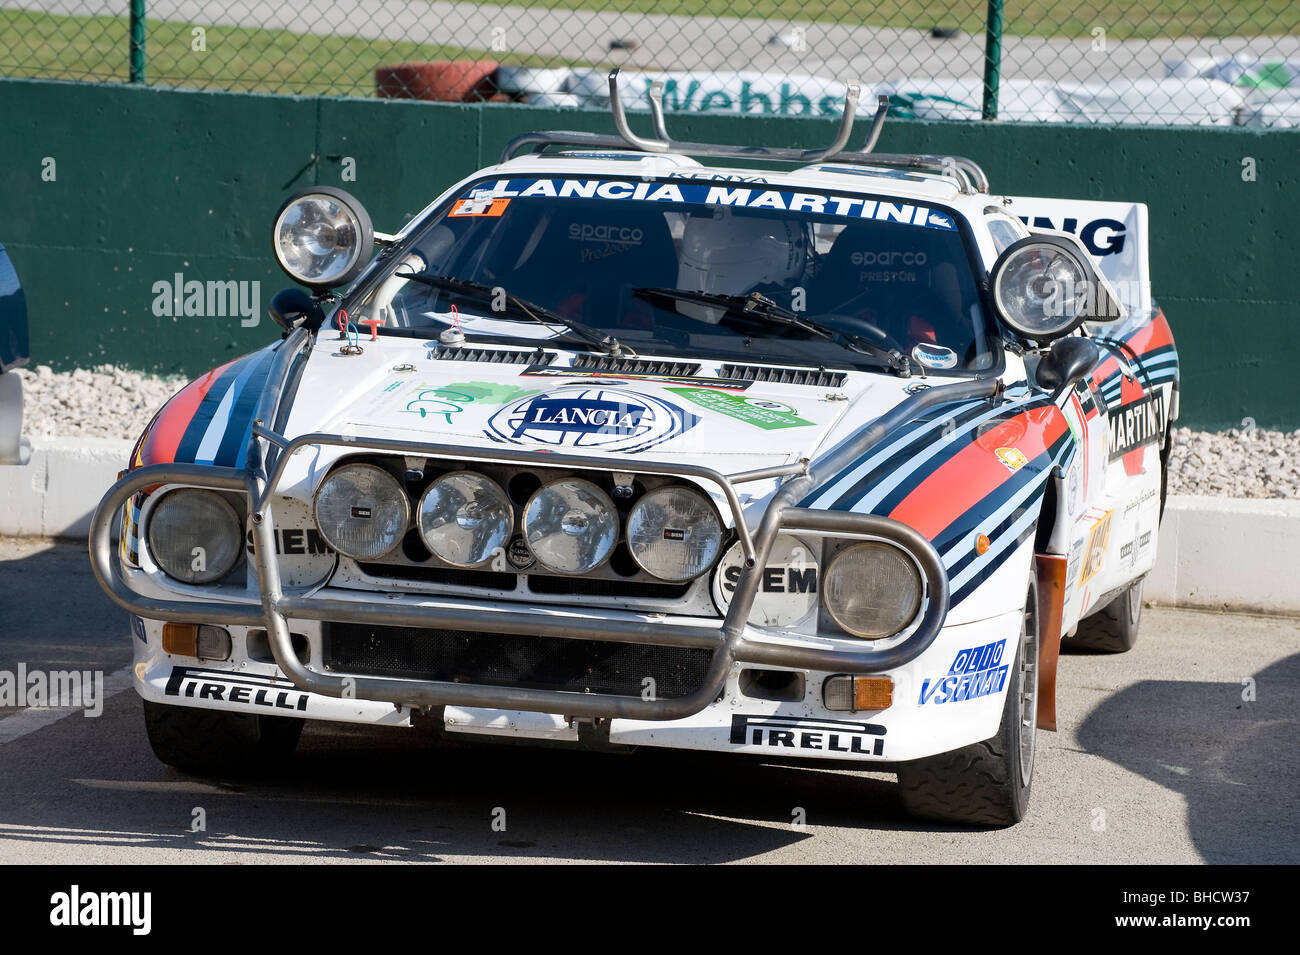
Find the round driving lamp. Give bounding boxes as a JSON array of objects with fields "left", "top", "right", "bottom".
[
  {"left": 991, "top": 235, "right": 1093, "bottom": 341},
  {"left": 417, "top": 472, "right": 513, "bottom": 567},
  {"left": 146, "top": 488, "right": 243, "bottom": 584},
  {"left": 522, "top": 479, "right": 619, "bottom": 575},
  {"left": 313, "top": 463, "right": 409, "bottom": 560},
  {"left": 626, "top": 486, "right": 723, "bottom": 581},
  {"left": 272, "top": 187, "right": 374, "bottom": 289},
  {"left": 822, "top": 542, "right": 923, "bottom": 639}
]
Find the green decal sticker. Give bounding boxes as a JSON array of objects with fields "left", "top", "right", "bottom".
[
  {"left": 440, "top": 381, "right": 539, "bottom": 404},
  {"left": 398, "top": 381, "right": 539, "bottom": 423},
  {"left": 666, "top": 387, "right": 815, "bottom": 430}
]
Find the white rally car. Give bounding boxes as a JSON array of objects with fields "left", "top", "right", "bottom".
[{"left": 91, "top": 72, "right": 1178, "bottom": 826}]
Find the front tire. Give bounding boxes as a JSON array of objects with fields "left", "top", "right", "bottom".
[
  {"left": 143, "top": 699, "right": 303, "bottom": 776},
  {"left": 1068, "top": 576, "right": 1143, "bottom": 653},
  {"left": 897, "top": 575, "right": 1039, "bottom": 827}
]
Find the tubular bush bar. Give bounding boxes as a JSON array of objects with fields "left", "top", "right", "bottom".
[{"left": 90, "top": 346, "right": 1000, "bottom": 719}]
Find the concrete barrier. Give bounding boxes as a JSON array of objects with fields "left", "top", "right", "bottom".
[
  {"left": 2, "top": 449, "right": 1295, "bottom": 616},
  {"left": 0, "top": 437, "right": 130, "bottom": 538},
  {"left": 1145, "top": 495, "right": 1300, "bottom": 615}
]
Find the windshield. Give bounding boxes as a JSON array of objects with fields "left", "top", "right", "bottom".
[{"left": 354, "top": 176, "right": 996, "bottom": 372}]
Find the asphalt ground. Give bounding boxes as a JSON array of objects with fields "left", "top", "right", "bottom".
[{"left": 0, "top": 535, "right": 1296, "bottom": 864}]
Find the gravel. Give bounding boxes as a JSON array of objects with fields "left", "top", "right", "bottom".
[
  {"left": 1166, "top": 425, "right": 1300, "bottom": 500},
  {"left": 13, "top": 364, "right": 186, "bottom": 443},
  {"left": 8, "top": 365, "right": 1298, "bottom": 499}
]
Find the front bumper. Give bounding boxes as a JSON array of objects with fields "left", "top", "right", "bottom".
[{"left": 130, "top": 606, "right": 1022, "bottom": 762}]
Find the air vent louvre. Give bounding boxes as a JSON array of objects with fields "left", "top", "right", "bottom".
[
  {"left": 570, "top": 355, "right": 701, "bottom": 376},
  {"left": 717, "top": 364, "right": 847, "bottom": 388},
  {"left": 429, "top": 347, "right": 555, "bottom": 365}
]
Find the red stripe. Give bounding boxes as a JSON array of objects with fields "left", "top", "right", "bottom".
[
  {"left": 1118, "top": 374, "right": 1152, "bottom": 476},
  {"left": 140, "top": 361, "right": 236, "bottom": 466},
  {"left": 1089, "top": 310, "right": 1175, "bottom": 389},
  {"left": 1124, "top": 309, "right": 1174, "bottom": 355},
  {"left": 888, "top": 405, "right": 1068, "bottom": 540},
  {"left": 1145, "top": 309, "right": 1174, "bottom": 352}
]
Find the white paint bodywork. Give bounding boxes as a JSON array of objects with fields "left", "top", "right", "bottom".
[{"left": 129, "top": 149, "right": 1174, "bottom": 765}]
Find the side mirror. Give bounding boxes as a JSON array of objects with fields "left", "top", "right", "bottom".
[
  {"left": 1035, "top": 336, "right": 1101, "bottom": 393},
  {"left": 990, "top": 233, "right": 1125, "bottom": 343},
  {"left": 269, "top": 287, "right": 326, "bottom": 333}
]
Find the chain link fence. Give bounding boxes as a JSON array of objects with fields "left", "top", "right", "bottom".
[{"left": 1, "top": 1, "right": 1297, "bottom": 126}]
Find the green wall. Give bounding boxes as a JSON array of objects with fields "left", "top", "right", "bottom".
[{"left": 0, "top": 77, "right": 1296, "bottom": 428}]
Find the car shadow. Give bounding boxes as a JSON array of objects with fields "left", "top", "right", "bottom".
[
  {"left": 0, "top": 682, "right": 939, "bottom": 863},
  {"left": 2, "top": 539, "right": 967, "bottom": 862},
  {"left": 0, "top": 537, "right": 934, "bottom": 863},
  {"left": 1075, "top": 651, "right": 1300, "bottom": 864}
]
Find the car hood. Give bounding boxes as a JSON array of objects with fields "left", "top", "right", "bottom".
[{"left": 279, "top": 335, "right": 942, "bottom": 477}]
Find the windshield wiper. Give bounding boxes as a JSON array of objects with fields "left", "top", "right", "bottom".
[
  {"left": 397, "top": 270, "right": 629, "bottom": 356},
  {"left": 632, "top": 287, "right": 911, "bottom": 377}
]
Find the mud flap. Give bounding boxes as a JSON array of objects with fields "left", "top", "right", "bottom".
[{"left": 1034, "top": 553, "right": 1068, "bottom": 731}]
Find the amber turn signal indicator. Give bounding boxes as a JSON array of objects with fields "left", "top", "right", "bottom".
[
  {"left": 161, "top": 623, "right": 232, "bottom": 660},
  {"left": 822, "top": 675, "right": 894, "bottom": 712},
  {"left": 161, "top": 623, "right": 198, "bottom": 657},
  {"left": 854, "top": 677, "right": 894, "bottom": 711}
]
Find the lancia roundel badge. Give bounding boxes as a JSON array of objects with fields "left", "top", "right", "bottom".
[{"left": 485, "top": 387, "right": 699, "bottom": 453}]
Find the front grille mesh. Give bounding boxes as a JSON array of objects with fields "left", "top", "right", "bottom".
[
  {"left": 324, "top": 624, "right": 713, "bottom": 699},
  {"left": 429, "top": 346, "right": 555, "bottom": 365},
  {"left": 569, "top": 354, "right": 701, "bottom": 376},
  {"left": 718, "top": 363, "right": 847, "bottom": 387}
]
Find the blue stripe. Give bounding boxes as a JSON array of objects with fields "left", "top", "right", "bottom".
[
  {"left": 950, "top": 522, "right": 1039, "bottom": 606},
  {"left": 195, "top": 357, "right": 262, "bottom": 464},
  {"left": 944, "top": 483, "right": 1048, "bottom": 584},
  {"left": 173, "top": 362, "right": 243, "bottom": 463},
  {"left": 847, "top": 395, "right": 1047, "bottom": 515},
  {"left": 938, "top": 441, "right": 1074, "bottom": 571},
  {"left": 1101, "top": 368, "right": 1175, "bottom": 405},
  {"left": 213, "top": 350, "right": 276, "bottom": 466},
  {"left": 1137, "top": 352, "right": 1178, "bottom": 370},
  {"left": 934, "top": 430, "right": 1070, "bottom": 565},
  {"left": 804, "top": 399, "right": 987, "bottom": 508},
  {"left": 1094, "top": 343, "right": 1177, "bottom": 393},
  {"left": 834, "top": 401, "right": 1018, "bottom": 512},
  {"left": 940, "top": 430, "right": 1073, "bottom": 606},
  {"left": 853, "top": 428, "right": 981, "bottom": 516}
]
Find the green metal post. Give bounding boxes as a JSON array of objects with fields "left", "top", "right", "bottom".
[
  {"left": 129, "top": 0, "right": 146, "bottom": 84},
  {"left": 982, "top": 0, "right": 1003, "bottom": 120}
]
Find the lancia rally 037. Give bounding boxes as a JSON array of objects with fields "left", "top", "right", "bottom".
[{"left": 90, "top": 72, "right": 1179, "bottom": 826}]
